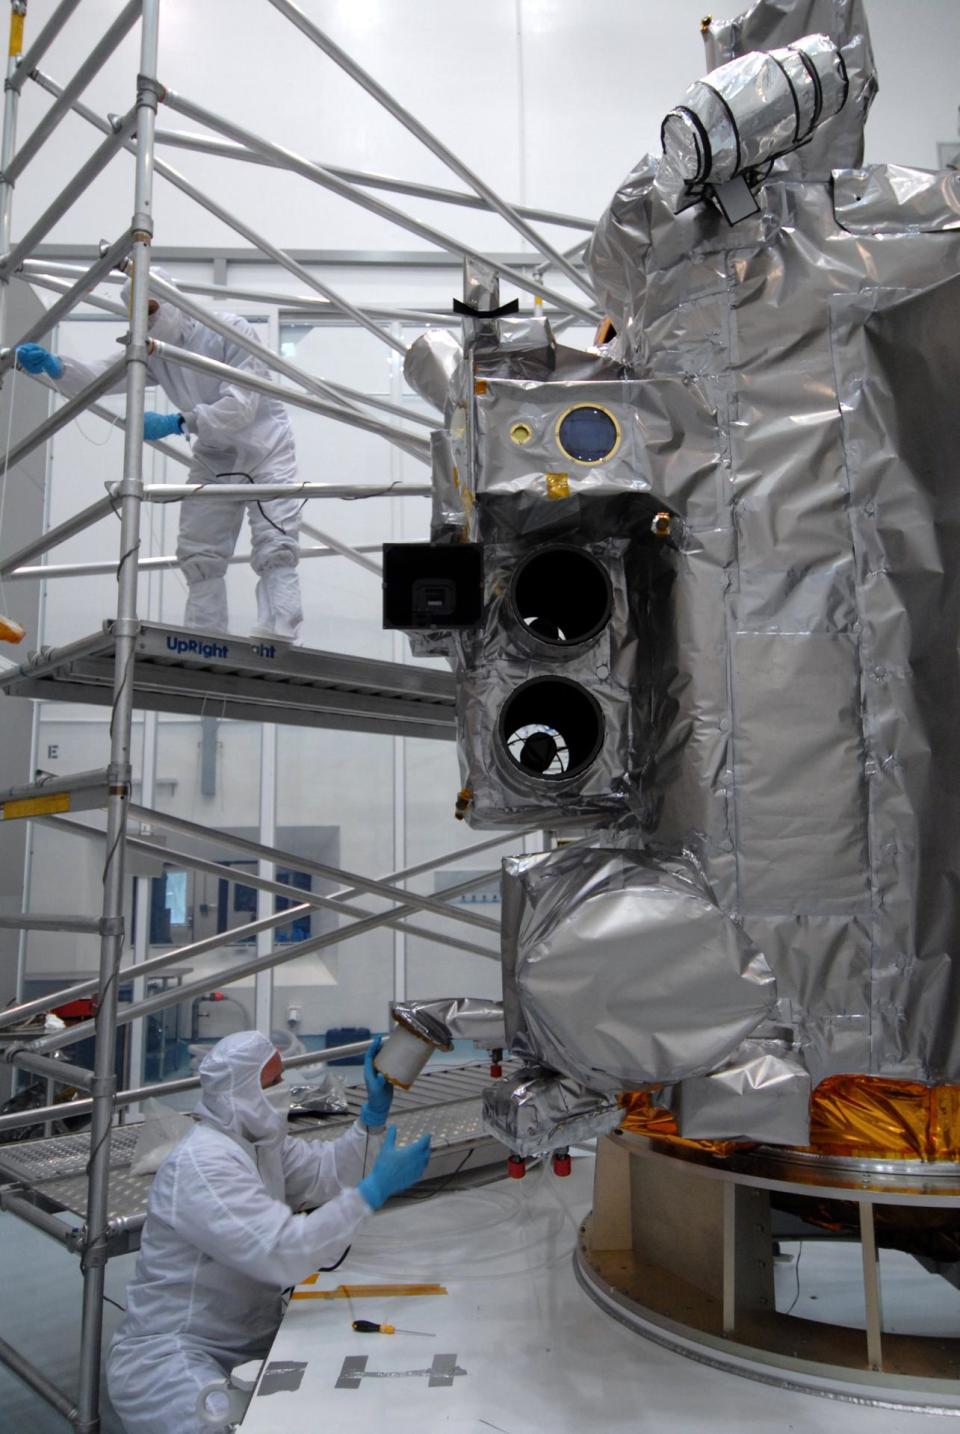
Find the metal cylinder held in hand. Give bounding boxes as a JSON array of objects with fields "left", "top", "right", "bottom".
[{"left": 374, "top": 1003, "right": 453, "bottom": 1090}]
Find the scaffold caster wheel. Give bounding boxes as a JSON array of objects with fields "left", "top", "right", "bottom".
[
  {"left": 507, "top": 1154, "right": 527, "bottom": 1179},
  {"left": 552, "top": 1149, "right": 572, "bottom": 1177}
]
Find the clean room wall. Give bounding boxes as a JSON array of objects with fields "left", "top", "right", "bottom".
[{"left": 5, "top": 0, "right": 958, "bottom": 1074}]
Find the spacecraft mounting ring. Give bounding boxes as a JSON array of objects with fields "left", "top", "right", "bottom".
[{"left": 577, "top": 1132, "right": 960, "bottom": 1413}]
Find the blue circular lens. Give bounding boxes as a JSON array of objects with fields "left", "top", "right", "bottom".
[{"left": 557, "top": 406, "right": 618, "bottom": 463}]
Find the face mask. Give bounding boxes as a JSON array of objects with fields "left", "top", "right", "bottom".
[
  {"left": 148, "top": 301, "right": 183, "bottom": 345},
  {"left": 264, "top": 1084, "right": 291, "bottom": 1118}
]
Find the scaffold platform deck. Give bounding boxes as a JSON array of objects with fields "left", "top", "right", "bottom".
[
  {"left": 0, "top": 620, "right": 456, "bottom": 741},
  {"left": 0, "top": 1061, "right": 512, "bottom": 1248}
]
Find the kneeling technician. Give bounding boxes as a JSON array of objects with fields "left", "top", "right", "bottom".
[{"left": 107, "top": 1029, "right": 430, "bottom": 1433}]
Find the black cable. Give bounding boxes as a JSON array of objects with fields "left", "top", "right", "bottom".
[
  {"left": 48, "top": 556, "right": 188, "bottom": 1266},
  {"left": 396, "top": 1147, "right": 474, "bottom": 1202},
  {"left": 343, "top": 480, "right": 401, "bottom": 501},
  {"left": 310, "top": 1123, "right": 372, "bottom": 1273},
  {"left": 81, "top": 627, "right": 140, "bottom": 1237},
  {"left": 785, "top": 1239, "right": 804, "bottom": 1315},
  {"left": 103, "top": 1294, "right": 127, "bottom": 1314},
  {"left": 316, "top": 1243, "right": 352, "bottom": 1273},
  {"left": 216, "top": 469, "right": 307, "bottom": 536}
]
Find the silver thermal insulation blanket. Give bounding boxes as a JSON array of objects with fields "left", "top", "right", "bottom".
[
  {"left": 414, "top": 0, "right": 959, "bottom": 1142},
  {"left": 702, "top": 0, "right": 877, "bottom": 176},
  {"left": 659, "top": 32, "right": 848, "bottom": 202},
  {"left": 674, "top": 1039, "right": 812, "bottom": 1145},
  {"left": 482, "top": 1065, "right": 622, "bottom": 1159},
  {"left": 585, "top": 0, "right": 960, "bottom": 1089},
  {"left": 393, "top": 996, "right": 506, "bottom": 1048},
  {"left": 403, "top": 330, "right": 462, "bottom": 418},
  {"left": 501, "top": 845, "right": 777, "bottom": 1091}
]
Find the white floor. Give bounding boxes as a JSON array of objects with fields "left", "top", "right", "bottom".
[
  {"left": 1, "top": 1151, "right": 958, "bottom": 1432},
  {"left": 238, "top": 1154, "right": 960, "bottom": 1434}
]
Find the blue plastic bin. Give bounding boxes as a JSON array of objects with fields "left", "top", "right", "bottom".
[{"left": 325, "top": 1026, "right": 371, "bottom": 1066}]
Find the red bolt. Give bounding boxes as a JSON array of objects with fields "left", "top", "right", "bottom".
[
  {"left": 552, "top": 1150, "right": 572, "bottom": 1177},
  {"left": 507, "top": 1154, "right": 526, "bottom": 1179},
  {"left": 489, "top": 1061, "right": 503, "bottom": 1078}
]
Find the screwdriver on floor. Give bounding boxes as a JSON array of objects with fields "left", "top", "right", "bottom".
[{"left": 352, "top": 1319, "right": 435, "bottom": 1336}]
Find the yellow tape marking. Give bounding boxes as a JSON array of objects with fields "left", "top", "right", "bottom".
[
  {"left": 2, "top": 792, "right": 70, "bottom": 821},
  {"left": 293, "top": 1281, "right": 447, "bottom": 1301},
  {"left": 545, "top": 472, "right": 570, "bottom": 500}
]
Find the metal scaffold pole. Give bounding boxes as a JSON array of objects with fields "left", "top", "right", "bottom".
[
  {"left": 0, "top": 1, "right": 26, "bottom": 344},
  {"left": 161, "top": 90, "right": 601, "bottom": 323},
  {"left": 0, "top": 4, "right": 566, "bottom": 1424},
  {"left": 75, "top": 2, "right": 160, "bottom": 1427}
]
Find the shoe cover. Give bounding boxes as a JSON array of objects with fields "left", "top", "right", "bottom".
[
  {"left": 184, "top": 576, "right": 229, "bottom": 632},
  {"left": 254, "top": 565, "right": 303, "bottom": 644}
]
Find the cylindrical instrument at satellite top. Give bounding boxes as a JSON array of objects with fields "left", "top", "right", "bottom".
[{"left": 660, "top": 32, "right": 848, "bottom": 188}]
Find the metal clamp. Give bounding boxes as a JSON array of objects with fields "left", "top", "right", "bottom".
[
  {"left": 98, "top": 915, "right": 125, "bottom": 938},
  {"left": 136, "top": 73, "right": 166, "bottom": 106},
  {"left": 79, "top": 1230, "right": 109, "bottom": 1270},
  {"left": 64, "top": 1225, "right": 86, "bottom": 1255}
]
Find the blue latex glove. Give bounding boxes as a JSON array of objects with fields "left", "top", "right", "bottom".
[
  {"left": 358, "top": 1125, "right": 432, "bottom": 1210},
  {"left": 15, "top": 343, "right": 63, "bottom": 379},
  {"left": 143, "top": 411, "right": 184, "bottom": 441},
  {"left": 360, "top": 1034, "right": 393, "bottom": 1130}
]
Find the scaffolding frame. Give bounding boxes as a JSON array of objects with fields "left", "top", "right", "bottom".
[{"left": 0, "top": 4, "right": 594, "bottom": 1427}]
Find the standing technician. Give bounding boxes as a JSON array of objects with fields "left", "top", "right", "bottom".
[
  {"left": 16, "top": 268, "right": 305, "bottom": 641},
  {"left": 105, "top": 1030, "right": 430, "bottom": 1433}
]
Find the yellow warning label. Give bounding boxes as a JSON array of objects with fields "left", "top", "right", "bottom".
[
  {"left": 545, "top": 472, "right": 570, "bottom": 500},
  {"left": 1, "top": 792, "right": 71, "bottom": 821},
  {"left": 9, "top": 8, "right": 24, "bottom": 57}
]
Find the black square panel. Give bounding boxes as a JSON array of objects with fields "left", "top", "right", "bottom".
[{"left": 382, "top": 543, "right": 483, "bottom": 629}]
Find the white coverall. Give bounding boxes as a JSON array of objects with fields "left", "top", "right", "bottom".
[
  {"left": 54, "top": 272, "right": 304, "bottom": 640},
  {"left": 106, "top": 1030, "right": 380, "bottom": 1433}
]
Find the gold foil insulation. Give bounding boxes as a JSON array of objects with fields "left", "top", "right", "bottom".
[
  {"left": 620, "top": 1077, "right": 960, "bottom": 1162},
  {"left": 808, "top": 1075, "right": 960, "bottom": 1162},
  {"left": 618, "top": 1091, "right": 744, "bottom": 1158}
]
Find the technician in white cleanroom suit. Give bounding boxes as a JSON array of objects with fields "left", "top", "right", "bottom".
[
  {"left": 105, "top": 1029, "right": 431, "bottom": 1434},
  {"left": 15, "top": 269, "right": 304, "bottom": 641}
]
